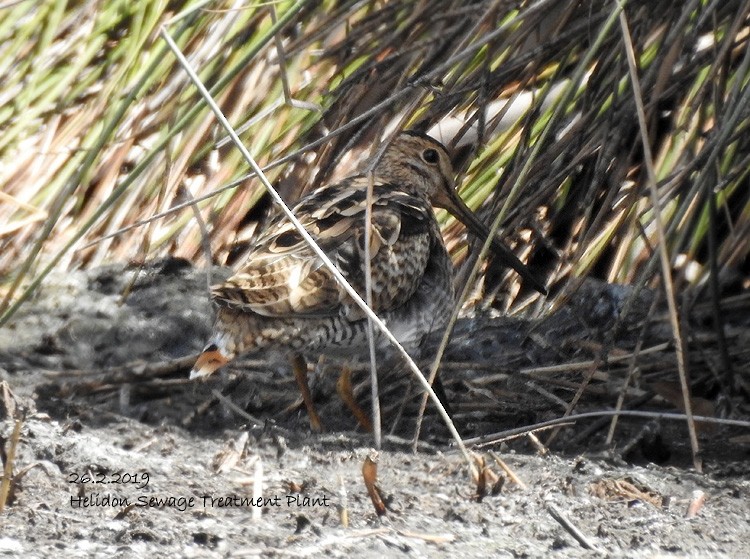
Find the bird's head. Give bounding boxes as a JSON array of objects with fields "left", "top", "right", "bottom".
[
  {"left": 372, "top": 131, "right": 456, "bottom": 203},
  {"left": 372, "top": 131, "right": 498, "bottom": 249},
  {"left": 372, "top": 131, "right": 547, "bottom": 295}
]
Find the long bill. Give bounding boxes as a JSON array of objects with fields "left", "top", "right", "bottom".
[{"left": 436, "top": 187, "right": 547, "bottom": 296}]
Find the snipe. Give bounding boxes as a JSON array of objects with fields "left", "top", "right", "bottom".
[{"left": 191, "top": 131, "right": 544, "bottom": 429}]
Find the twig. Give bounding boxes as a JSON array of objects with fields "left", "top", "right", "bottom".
[
  {"left": 269, "top": 5, "right": 321, "bottom": 113},
  {"left": 338, "top": 475, "right": 349, "bottom": 528},
  {"left": 44, "top": 355, "right": 197, "bottom": 382},
  {"left": 685, "top": 490, "right": 707, "bottom": 518},
  {"left": 252, "top": 455, "right": 263, "bottom": 521},
  {"left": 463, "top": 410, "right": 750, "bottom": 447},
  {"left": 607, "top": 297, "right": 659, "bottom": 444},
  {"left": 180, "top": 183, "right": 213, "bottom": 292},
  {"left": 364, "top": 170, "right": 381, "bottom": 448},
  {"left": 0, "top": 417, "right": 23, "bottom": 512},
  {"left": 527, "top": 432, "right": 548, "bottom": 455},
  {"left": 210, "top": 389, "right": 264, "bottom": 427},
  {"left": 489, "top": 451, "right": 527, "bottom": 490},
  {"left": 546, "top": 504, "right": 599, "bottom": 551},
  {"left": 619, "top": 5, "right": 701, "bottom": 471}
]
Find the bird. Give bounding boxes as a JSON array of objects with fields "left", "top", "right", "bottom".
[{"left": 190, "top": 131, "right": 545, "bottom": 430}]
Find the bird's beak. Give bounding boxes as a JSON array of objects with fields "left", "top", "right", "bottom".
[
  {"left": 190, "top": 347, "right": 230, "bottom": 380},
  {"left": 434, "top": 182, "right": 547, "bottom": 295}
]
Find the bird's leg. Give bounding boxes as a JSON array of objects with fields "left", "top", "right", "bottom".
[
  {"left": 336, "top": 365, "right": 373, "bottom": 432},
  {"left": 431, "top": 373, "right": 454, "bottom": 418},
  {"left": 289, "top": 353, "right": 323, "bottom": 432}
]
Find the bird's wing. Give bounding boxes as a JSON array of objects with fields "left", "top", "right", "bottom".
[{"left": 212, "top": 176, "right": 435, "bottom": 319}]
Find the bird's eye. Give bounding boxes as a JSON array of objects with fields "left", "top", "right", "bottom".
[{"left": 422, "top": 148, "right": 440, "bottom": 164}]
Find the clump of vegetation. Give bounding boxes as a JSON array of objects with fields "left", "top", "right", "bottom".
[{"left": 1, "top": 1, "right": 748, "bottom": 459}]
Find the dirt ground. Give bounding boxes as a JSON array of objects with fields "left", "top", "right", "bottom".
[{"left": 1, "top": 260, "right": 748, "bottom": 558}]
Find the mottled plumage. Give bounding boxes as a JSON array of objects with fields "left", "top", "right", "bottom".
[{"left": 191, "top": 131, "right": 543, "bottom": 381}]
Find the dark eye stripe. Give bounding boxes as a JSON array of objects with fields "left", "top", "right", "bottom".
[{"left": 406, "top": 162, "right": 432, "bottom": 181}]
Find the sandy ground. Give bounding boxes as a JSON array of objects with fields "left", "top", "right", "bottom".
[{"left": 1, "top": 260, "right": 748, "bottom": 558}]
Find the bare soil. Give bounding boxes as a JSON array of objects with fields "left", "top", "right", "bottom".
[{"left": 1, "top": 259, "right": 748, "bottom": 558}]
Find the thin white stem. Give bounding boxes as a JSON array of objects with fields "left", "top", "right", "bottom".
[
  {"left": 364, "top": 171, "right": 382, "bottom": 449},
  {"left": 159, "top": 25, "right": 474, "bottom": 473}
]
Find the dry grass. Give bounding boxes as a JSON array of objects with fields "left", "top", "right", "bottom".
[
  {"left": 2, "top": 1, "right": 748, "bottom": 300},
  {"left": 1, "top": 1, "right": 749, "bottom": 458}
]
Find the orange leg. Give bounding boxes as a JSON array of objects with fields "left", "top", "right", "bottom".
[
  {"left": 337, "top": 365, "right": 373, "bottom": 432},
  {"left": 290, "top": 354, "right": 323, "bottom": 432}
]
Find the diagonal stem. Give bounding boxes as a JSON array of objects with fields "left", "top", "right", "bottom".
[
  {"left": 160, "top": 25, "right": 475, "bottom": 475},
  {"left": 618, "top": 4, "right": 701, "bottom": 471}
]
